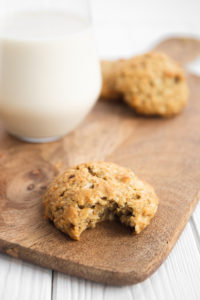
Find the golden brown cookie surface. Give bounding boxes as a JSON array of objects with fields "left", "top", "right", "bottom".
[
  {"left": 116, "top": 52, "right": 189, "bottom": 116},
  {"left": 100, "top": 60, "right": 123, "bottom": 100},
  {"left": 43, "top": 162, "right": 158, "bottom": 240}
]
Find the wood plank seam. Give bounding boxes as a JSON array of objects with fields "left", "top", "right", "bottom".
[
  {"left": 149, "top": 277, "right": 159, "bottom": 300},
  {"left": 51, "top": 270, "right": 54, "bottom": 300},
  {"left": 190, "top": 217, "right": 200, "bottom": 253}
]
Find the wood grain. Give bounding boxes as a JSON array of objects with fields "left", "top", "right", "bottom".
[
  {"left": 154, "top": 37, "right": 200, "bottom": 65},
  {"left": 0, "top": 39, "right": 200, "bottom": 286}
]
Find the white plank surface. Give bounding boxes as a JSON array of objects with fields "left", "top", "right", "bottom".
[
  {"left": 191, "top": 202, "right": 200, "bottom": 250},
  {"left": 0, "top": 0, "right": 200, "bottom": 299},
  {"left": 0, "top": 254, "right": 52, "bottom": 300}
]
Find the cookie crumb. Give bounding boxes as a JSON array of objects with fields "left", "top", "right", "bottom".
[
  {"left": 55, "top": 161, "right": 63, "bottom": 170},
  {"left": 27, "top": 183, "right": 35, "bottom": 191},
  {"left": 6, "top": 246, "right": 19, "bottom": 258},
  {"left": 30, "top": 169, "right": 41, "bottom": 178}
]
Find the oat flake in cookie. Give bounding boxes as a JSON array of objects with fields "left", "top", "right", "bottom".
[{"left": 43, "top": 162, "right": 159, "bottom": 240}]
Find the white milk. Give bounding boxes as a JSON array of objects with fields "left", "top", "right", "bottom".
[{"left": 0, "top": 10, "right": 101, "bottom": 141}]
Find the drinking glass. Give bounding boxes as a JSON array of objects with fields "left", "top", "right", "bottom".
[{"left": 0, "top": 0, "right": 101, "bottom": 142}]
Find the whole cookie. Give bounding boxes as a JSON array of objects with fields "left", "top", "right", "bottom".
[
  {"left": 116, "top": 52, "right": 189, "bottom": 116},
  {"left": 100, "top": 60, "right": 123, "bottom": 100},
  {"left": 43, "top": 162, "right": 158, "bottom": 240}
]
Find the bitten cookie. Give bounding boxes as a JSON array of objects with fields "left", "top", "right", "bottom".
[
  {"left": 43, "top": 162, "right": 158, "bottom": 240},
  {"left": 100, "top": 60, "right": 123, "bottom": 100},
  {"left": 116, "top": 52, "right": 189, "bottom": 116}
]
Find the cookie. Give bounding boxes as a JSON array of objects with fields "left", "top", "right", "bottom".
[
  {"left": 116, "top": 52, "right": 189, "bottom": 116},
  {"left": 100, "top": 60, "right": 123, "bottom": 100},
  {"left": 43, "top": 162, "right": 158, "bottom": 240}
]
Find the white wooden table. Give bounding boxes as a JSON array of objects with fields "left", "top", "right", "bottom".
[{"left": 1, "top": 1, "right": 200, "bottom": 299}]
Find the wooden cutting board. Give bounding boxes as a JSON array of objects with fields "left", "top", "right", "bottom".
[{"left": 0, "top": 38, "right": 200, "bottom": 286}]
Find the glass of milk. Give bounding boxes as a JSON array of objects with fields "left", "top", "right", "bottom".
[{"left": 0, "top": 0, "right": 102, "bottom": 142}]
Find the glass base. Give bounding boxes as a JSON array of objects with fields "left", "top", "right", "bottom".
[{"left": 10, "top": 133, "right": 62, "bottom": 143}]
